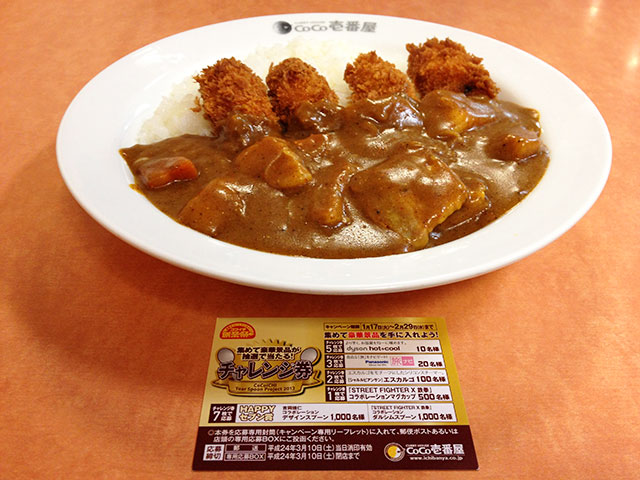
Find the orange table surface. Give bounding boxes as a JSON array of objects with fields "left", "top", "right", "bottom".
[{"left": 1, "top": 1, "right": 638, "bottom": 478}]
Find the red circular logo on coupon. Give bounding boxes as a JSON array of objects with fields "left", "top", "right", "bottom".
[{"left": 220, "top": 322, "right": 256, "bottom": 339}]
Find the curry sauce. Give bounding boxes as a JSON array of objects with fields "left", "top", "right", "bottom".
[{"left": 120, "top": 91, "right": 549, "bottom": 258}]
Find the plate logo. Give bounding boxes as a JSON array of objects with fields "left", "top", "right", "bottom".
[
  {"left": 273, "top": 19, "right": 377, "bottom": 34},
  {"left": 273, "top": 21, "right": 292, "bottom": 34}
]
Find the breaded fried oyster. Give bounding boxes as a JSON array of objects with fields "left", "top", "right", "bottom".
[
  {"left": 406, "top": 38, "right": 499, "bottom": 98},
  {"left": 194, "top": 57, "right": 278, "bottom": 126},
  {"left": 266, "top": 58, "right": 339, "bottom": 123},
  {"left": 344, "top": 51, "right": 417, "bottom": 101}
]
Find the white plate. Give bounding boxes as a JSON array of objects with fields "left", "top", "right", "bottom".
[{"left": 56, "top": 13, "right": 611, "bottom": 295}]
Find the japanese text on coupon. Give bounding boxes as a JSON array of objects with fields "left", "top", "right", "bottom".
[{"left": 193, "top": 318, "right": 477, "bottom": 470}]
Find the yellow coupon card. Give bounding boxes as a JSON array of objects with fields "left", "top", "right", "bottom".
[{"left": 193, "top": 317, "right": 477, "bottom": 470}]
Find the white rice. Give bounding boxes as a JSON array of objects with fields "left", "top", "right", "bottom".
[
  {"left": 136, "top": 77, "right": 211, "bottom": 144},
  {"left": 136, "top": 38, "right": 405, "bottom": 144}
]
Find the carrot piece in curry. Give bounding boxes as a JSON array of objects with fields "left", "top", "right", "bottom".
[{"left": 134, "top": 156, "right": 198, "bottom": 189}]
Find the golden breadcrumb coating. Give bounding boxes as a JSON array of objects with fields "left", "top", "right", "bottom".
[
  {"left": 194, "top": 57, "right": 277, "bottom": 126},
  {"left": 406, "top": 38, "right": 499, "bottom": 98},
  {"left": 266, "top": 57, "right": 338, "bottom": 123},
  {"left": 344, "top": 51, "right": 417, "bottom": 101}
]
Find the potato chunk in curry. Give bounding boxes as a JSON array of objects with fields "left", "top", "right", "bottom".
[
  {"left": 420, "top": 90, "right": 496, "bottom": 139},
  {"left": 308, "top": 158, "right": 355, "bottom": 228},
  {"left": 177, "top": 177, "right": 245, "bottom": 236},
  {"left": 437, "top": 177, "right": 490, "bottom": 233},
  {"left": 349, "top": 151, "right": 468, "bottom": 248},
  {"left": 486, "top": 124, "right": 541, "bottom": 161},
  {"left": 234, "top": 136, "right": 312, "bottom": 189}
]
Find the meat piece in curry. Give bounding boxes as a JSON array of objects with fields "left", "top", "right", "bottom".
[
  {"left": 349, "top": 150, "right": 468, "bottom": 248},
  {"left": 120, "top": 39, "right": 549, "bottom": 259}
]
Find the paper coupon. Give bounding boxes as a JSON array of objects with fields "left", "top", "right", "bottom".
[{"left": 192, "top": 317, "right": 477, "bottom": 470}]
